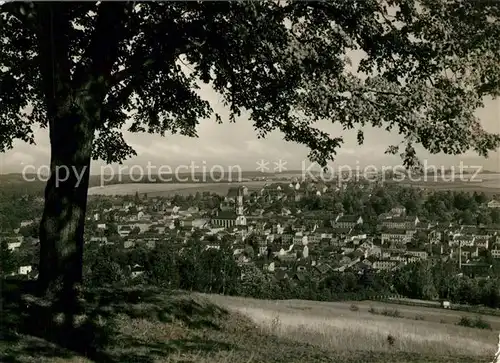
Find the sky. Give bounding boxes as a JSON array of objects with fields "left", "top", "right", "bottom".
[
  {"left": 1, "top": 52, "right": 499, "bottom": 176},
  {"left": 1, "top": 91, "right": 498, "bottom": 176}
]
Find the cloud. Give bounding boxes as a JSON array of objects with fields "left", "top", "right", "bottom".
[
  {"left": 1, "top": 76, "right": 499, "bottom": 174},
  {"left": 244, "top": 139, "right": 294, "bottom": 159},
  {"left": 337, "top": 148, "right": 356, "bottom": 155},
  {"left": 204, "top": 144, "right": 241, "bottom": 156},
  {"left": 3, "top": 151, "right": 36, "bottom": 167},
  {"left": 153, "top": 141, "right": 203, "bottom": 158},
  {"left": 128, "top": 142, "right": 152, "bottom": 156}
]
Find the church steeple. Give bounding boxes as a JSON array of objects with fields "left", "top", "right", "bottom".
[{"left": 236, "top": 187, "right": 244, "bottom": 216}]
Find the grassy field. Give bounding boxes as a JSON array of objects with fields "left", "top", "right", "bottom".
[
  {"left": 203, "top": 294, "right": 499, "bottom": 359},
  {"left": 1, "top": 283, "right": 496, "bottom": 363}
]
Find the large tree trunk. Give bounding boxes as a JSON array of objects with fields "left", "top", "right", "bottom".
[
  {"left": 33, "top": 2, "right": 128, "bottom": 302},
  {"left": 37, "top": 112, "right": 94, "bottom": 298}
]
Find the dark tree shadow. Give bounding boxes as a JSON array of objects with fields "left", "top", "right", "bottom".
[{"left": 0, "top": 280, "right": 236, "bottom": 363}]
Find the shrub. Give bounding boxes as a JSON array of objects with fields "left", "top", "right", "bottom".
[
  {"left": 456, "top": 316, "right": 491, "bottom": 329},
  {"left": 473, "top": 316, "right": 491, "bottom": 330},
  {"left": 387, "top": 334, "right": 395, "bottom": 346},
  {"left": 349, "top": 304, "right": 359, "bottom": 312},
  {"left": 381, "top": 308, "right": 401, "bottom": 318},
  {"left": 457, "top": 316, "right": 491, "bottom": 330},
  {"left": 414, "top": 314, "right": 425, "bottom": 321},
  {"left": 368, "top": 306, "right": 378, "bottom": 314},
  {"left": 457, "top": 316, "right": 472, "bottom": 328},
  {"left": 270, "top": 314, "right": 281, "bottom": 333}
]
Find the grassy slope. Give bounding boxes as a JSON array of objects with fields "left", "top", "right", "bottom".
[{"left": 0, "top": 284, "right": 493, "bottom": 363}]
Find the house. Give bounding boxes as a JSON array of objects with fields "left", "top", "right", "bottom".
[
  {"left": 134, "top": 223, "right": 153, "bottom": 233},
  {"left": 367, "top": 245, "right": 382, "bottom": 257},
  {"left": 236, "top": 254, "right": 251, "bottom": 265},
  {"left": 333, "top": 214, "right": 363, "bottom": 229},
  {"left": 416, "top": 220, "right": 432, "bottom": 231},
  {"left": 262, "top": 261, "right": 275, "bottom": 272},
  {"left": 460, "top": 246, "right": 479, "bottom": 260},
  {"left": 205, "top": 240, "right": 221, "bottom": 250},
  {"left": 353, "top": 248, "right": 366, "bottom": 259},
  {"left": 491, "top": 249, "right": 500, "bottom": 259},
  {"left": 390, "top": 206, "right": 406, "bottom": 216},
  {"left": 475, "top": 236, "right": 490, "bottom": 250},
  {"left": 360, "top": 259, "right": 373, "bottom": 268},
  {"left": 449, "top": 234, "right": 475, "bottom": 247},
  {"left": 131, "top": 264, "right": 145, "bottom": 278},
  {"left": 89, "top": 236, "right": 108, "bottom": 245},
  {"left": 350, "top": 234, "right": 367, "bottom": 245},
  {"left": 341, "top": 246, "right": 355, "bottom": 254},
  {"left": 180, "top": 217, "right": 195, "bottom": 228},
  {"left": 372, "top": 260, "right": 398, "bottom": 271},
  {"left": 381, "top": 216, "right": 419, "bottom": 230},
  {"left": 293, "top": 234, "right": 308, "bottom": 246},
  {"left": 7, "top": 240, "right": 22, "bottom": 251},
  {"left": 312, "top": 263, "right": 332, "bottom": 279},
  {"left": 124, "top": 239, "right": 135, "bottom": 249},
  {"left": 381, "top": 229, "right": 413, "bottom": 245},
  {"left": 20, "top": 220, "right": 35, "bottom": 228},
  {"left": 406, "top": 249, "right": 428, "bottom": 260},
  {"left": 487, "top": 200, "right": 500, "bottom": 208},
  {"left": 331, "top": 227, "right": 353, "bottom": 239},
  {"left": 152, "top": 224, "right": 168, "bottom": 234},
  {"left": 18, "top": 265, "right": 33, "bottom": 275},
  {"left": 6, "top": 236, "right": 23, "bottom": 251},
  {"left": 429, "top": 229, "right": 443, "bottom": 244},
  {"left": 281, "top": 233, "right": 293, "bottom": 244},
  {"left": 118, "top": 224, "right": 132, "bottom": 237}
]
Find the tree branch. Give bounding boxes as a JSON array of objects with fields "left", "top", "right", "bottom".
[
  {"left": 35, "top": 3, "right": 73, "bottom": 126},
  {"left": 72, "top": 2, "right": 131, "bottom": 97}
]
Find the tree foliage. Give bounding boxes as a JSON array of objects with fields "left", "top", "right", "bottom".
[
  {"left": 1, "top": 1, "right": 499, "bottom": 165},
  {"left": 1, "top": 1, "right": 499, "bottom": 294},
  {"left": 0, "top": 239, "right": 16, "bottom": 277}
]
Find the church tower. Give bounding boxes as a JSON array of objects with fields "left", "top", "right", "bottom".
[{"left": 236, "top": 187, "right": 244, "bottom": 216}]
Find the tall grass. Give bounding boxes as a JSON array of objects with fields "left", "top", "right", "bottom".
[{"left": 233, "top": 306, "right": 496, "bottom": 357}]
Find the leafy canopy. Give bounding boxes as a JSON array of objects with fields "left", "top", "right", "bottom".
[{"left": 1, "top": 1, "right": 499, "bottom": 167}]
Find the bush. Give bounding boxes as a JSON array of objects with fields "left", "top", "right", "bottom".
[
  {"left": 381, "top": 308, "right": 401, "bottom": 318},
  {"left": 457, "top": 316, "right": 472, "bottom": 327},
  {"left": 368, "top": 306, "right": 378, "bottom": 314},
  {"left": 456, "top": 316, "right": 491, "bottom": 330},
  {"left": 473, "top": 316, "right": 491, "bottom": 330},
  {"left": 350, "top": 304, "right": 359, "bottom": 312},
  {"left": 270, "top": 314, "right": 281, "bottom": 333},
  {"left": 414, "top": 314, "right": 425, "bottom": 321}
]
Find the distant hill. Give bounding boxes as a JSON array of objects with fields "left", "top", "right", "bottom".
[
  {"left": 0, "top": 170, "right": 310, "bottom": 191},
  {"left": 0, "top": 174, "right": 46, "bottom": 195}
]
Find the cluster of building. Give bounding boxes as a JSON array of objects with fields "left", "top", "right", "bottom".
[{"left": 4, "top": 180, "right": 500, "bottom": 281}]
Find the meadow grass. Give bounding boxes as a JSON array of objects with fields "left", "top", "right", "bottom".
[
  {"left": 1, "top": 286, "right": 496, "bottom": 363},
  {"left": 236, "top": 306, "right": 494, "bottom": 357},
  {"left": 203, "top": 293, "right": 498, "bottom": 359}
]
